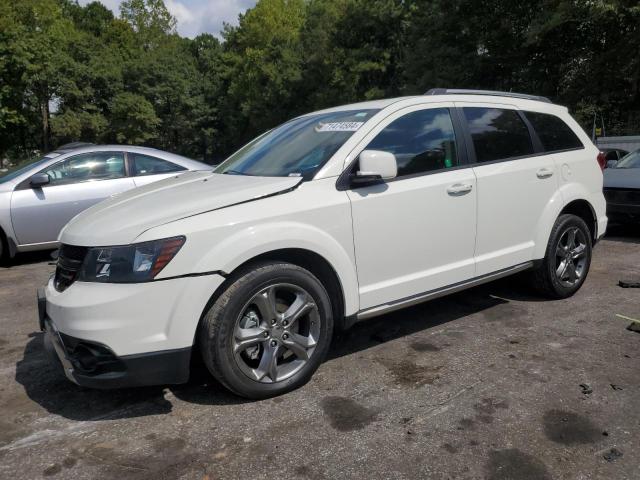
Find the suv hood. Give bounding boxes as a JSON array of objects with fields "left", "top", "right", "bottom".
[{"left": 60, "top": 171, "right": 302, "bottom": 246}]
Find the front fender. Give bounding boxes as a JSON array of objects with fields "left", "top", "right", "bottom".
[
  {"left": 0, "top": 191, "right": 17, "bottom": 256},
  {"left": 196, "top": 221, "right": 360, "bottom": 315}
]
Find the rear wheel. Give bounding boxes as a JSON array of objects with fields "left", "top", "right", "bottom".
[
  {"left": 199, "top": 262, "right": 333, "bottom": 399},
  {"left": 532, "top": 214, "right": 592, "bottom": 299}
]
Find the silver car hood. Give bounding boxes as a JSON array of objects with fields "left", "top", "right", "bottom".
[
  {"left": 60, "top": 171, "right": 302, "bottom": 246},
  {"left": 0, "top": 179, "right": 18, "bottom": 193},
  {"left": 603, "top": 168, "right": 640, "bottom": 190}
]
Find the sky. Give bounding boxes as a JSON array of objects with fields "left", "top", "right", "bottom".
[{"left": 79, "top": 0, "right": 257, "bottom": 38}]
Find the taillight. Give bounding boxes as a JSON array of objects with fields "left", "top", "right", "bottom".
[{"left": 596, "top": 152, "right": 606, "bottom": 171}]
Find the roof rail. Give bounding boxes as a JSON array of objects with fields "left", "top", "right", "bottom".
[{"left": 424, "top": 88, "right": 552, "bottom": 104}]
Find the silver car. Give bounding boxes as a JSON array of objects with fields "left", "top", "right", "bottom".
[
  {"left": 603, "top": 148, "right": 640, "bottom": 224},
  {"left": 0, "top": 144, "right": 210, "bottom": 260}
]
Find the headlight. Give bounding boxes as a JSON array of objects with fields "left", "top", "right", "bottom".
[{"left": 78, "top": 236, "right": 185, "bottom": 283}]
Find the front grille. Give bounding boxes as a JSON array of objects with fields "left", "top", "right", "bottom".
[
  {"left": 54, "top": 244, "right": 88, "bottom": 292},
  {"left": 604, "top": 188, "right": 640, "bottom": 204}
]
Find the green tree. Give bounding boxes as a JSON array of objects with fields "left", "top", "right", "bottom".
[
  {"left": 301, "top": 0, "right": 407, "bottom": 107},
  {"left": 2, "top": 0, "right": 78, "bottom": 152},
  {"left": 190, "top": 34, "right": 224, "bottom": 161},
  {"left": 109, "top": 91, "right": 160, "bottom": 144},
  {"left": 219, "top": 0, "right": 307, "bottom": 148},
  {"left": 120, "top": 0, "right": 176, "bottom": 48}
]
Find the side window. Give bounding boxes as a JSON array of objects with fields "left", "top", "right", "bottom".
[
  {"left": 463, "top": 107, "right": 534, "bottom": 163},
  {"left": 524, "top": 111, "right": 583, "bottom": 152},
  {"left": 366, "top": 108, "right": 458, "bottom": 177},
  {"left": 604, "top": 150, "right": 618, "bottom": 161},
  {"left": 41, "top": 152, "right": 125, "bottom": 186},
  {"left": 131, "top": 153, "right": 185, "bottom": 176}
]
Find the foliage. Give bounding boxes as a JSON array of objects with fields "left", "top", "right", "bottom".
[
  {"left": 109, "top": 91, "right": 160, "bottom": 144},
  {"left": 0, "top": 0, "right": 639, "bottom": 162}
]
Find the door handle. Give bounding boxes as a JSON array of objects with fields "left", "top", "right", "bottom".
[
  {"left": 536, "top": 168, "right": 554, "bottom": 179},
  {"left": 446, "top": 183, "right": 473, "bottom": 196}
]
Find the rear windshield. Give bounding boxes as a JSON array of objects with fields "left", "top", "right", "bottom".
[{"left": 215, "top": 109, "right": 379, "bottom": 180}]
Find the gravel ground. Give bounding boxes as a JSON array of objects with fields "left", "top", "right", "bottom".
[{"left": 0, "top": 226, "right": 638, "bottom": 480}]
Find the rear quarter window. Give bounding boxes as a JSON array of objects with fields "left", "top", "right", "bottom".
[
  {"left": 524, "top": 111, "right": 584, "bottom": 152},
  {"left": 463, "top": 107, "right": 534, "bottom": 163},
  {"left": 131, "top": 153, "right": 186, "bottom": 176}
]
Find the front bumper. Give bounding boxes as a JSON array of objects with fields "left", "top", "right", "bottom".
[
  {"left": 42, "top": 311, "right": 191, "bottom": 388},
  {"left": 39, "top": 272, "right": 226, "bottom": 389}
]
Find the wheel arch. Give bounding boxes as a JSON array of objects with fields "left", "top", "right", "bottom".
[
  {"left": 534, "top": 184, "right": 599, "bottom": 259},
  {"left": 232, "top": 248, "right": 347, "bottom": 329},
  {"left": 196, "top": 247, "right": 353, "bottom": 338},
  {"left": 558, "top": 199, "right": 597, "bottom": 242}
]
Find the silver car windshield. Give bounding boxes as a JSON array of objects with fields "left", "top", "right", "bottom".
[
  {"left": 0, "top": 155, "right": 57, "bottom": 184},
  {"left": 615, "top": 150, "right": 640, "bottom": 169},
  {"left": 214, "top": 109, "right": 379, "bottom": 180}
]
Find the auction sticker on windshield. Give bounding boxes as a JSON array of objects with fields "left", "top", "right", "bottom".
[{"left": 315, "top": 122, "right": 364, "bottom": 132}]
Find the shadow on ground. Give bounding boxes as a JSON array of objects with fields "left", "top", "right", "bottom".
[
  {"left": 1, "top": 249, "right": 56, "bottom": 268},
  {"left": 14, "top": 277, "right": 540, "bottom": 422}
]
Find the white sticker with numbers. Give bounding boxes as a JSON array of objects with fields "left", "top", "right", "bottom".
[{"left": 315, "top": 121, "right": 364, "bottom": 132}]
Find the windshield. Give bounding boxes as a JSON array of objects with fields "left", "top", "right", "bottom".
[
  {"left": 214, "top": 109, "right": 379, "bottom": 179},
  {"left": 615, "top": 150, "right": 640, "bottom": 169},
  {"left": 0, "top": 155, "right": 58, "bottom": 184}
]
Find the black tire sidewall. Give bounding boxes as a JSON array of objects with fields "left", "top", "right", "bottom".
[
  {"left": 544, "top": 214, "right": 592, "bottom": 297},
  {"left": 0, "top": 231, "right": 7, "bottom": 264},
  {"left": 201, "top": 263, "right": 333, "bottom": 399}
]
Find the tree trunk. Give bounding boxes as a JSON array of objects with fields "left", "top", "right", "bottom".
[{"left": 41, "top": 95, "right": 50, "bottom": 153}]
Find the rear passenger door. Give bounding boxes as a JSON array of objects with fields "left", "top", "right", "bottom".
[
  {"left": 129, "top": 152, "right": 187, "bottom": 187},
  {"left": 347, "top": 104, "right": 477, "bottom": 310},
  {"left": 456, "top": 103, "right": 560, "bottom": 276}
]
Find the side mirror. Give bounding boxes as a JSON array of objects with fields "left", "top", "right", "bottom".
[
  {"left": 606, "top": 160, "right": 617, "bottom": 169},
  {"left": 352, "top": 150, "right": 397, "bottom": 186},
  {"left": 29, "top": 173, "right": 50, "bottom": 188}
]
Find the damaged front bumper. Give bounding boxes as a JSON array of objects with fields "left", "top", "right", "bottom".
[{"left": 38, "top": 288, "right": 191, "bottom": 389}]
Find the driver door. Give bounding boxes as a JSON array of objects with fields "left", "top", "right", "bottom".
[
  {"left": 346, "top": 104, "right": 477, "bottom": 310},
  {"left": 10, "top": 151, "right": 135, "bottom": 246}
]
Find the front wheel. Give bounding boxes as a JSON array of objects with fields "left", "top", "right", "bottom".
[
  {"left": 0, "top": 230, "right": 8, "bottom": 265},
  {"left": 531, "top": 214, "right": 592, "bottom": 299},
  {"left": 199, "top": 262, "right": 333, "bottom": 399}
]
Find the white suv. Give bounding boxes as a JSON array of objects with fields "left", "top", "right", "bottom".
[{"left": 40, "top": 89, "right": 607, "bottom": 398}]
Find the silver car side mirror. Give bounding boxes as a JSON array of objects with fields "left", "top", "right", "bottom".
[{"left": 30, "top": 173, "right": 50, "bottom": 188}]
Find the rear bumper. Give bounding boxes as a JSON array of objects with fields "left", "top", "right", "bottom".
[
  {"left": 596, "top": 214, "right": 608, "bottom": 244},
  {"left": 606, "top": 202, "right": 640, "bottom": 221}
]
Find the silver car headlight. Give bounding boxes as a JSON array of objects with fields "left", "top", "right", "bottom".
[{"left": 78, "top": 236, "right": 185, "bottom": 283}]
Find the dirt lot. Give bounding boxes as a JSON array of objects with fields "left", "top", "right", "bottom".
[{"left": 0, "top": 227, "right": 639, "bottom": 480}]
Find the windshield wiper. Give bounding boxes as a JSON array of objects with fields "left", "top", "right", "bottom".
[{"left": 222, "top": 170, "right": 247, "bottom": 175}]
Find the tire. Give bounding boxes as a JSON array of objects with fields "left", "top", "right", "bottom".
[
  {"left": 0, "top": 229, "right": 8, "bottom": 265},
  {"left": 531, "top": 214, "right": 592, "bottom": 299},
  {"left": 199, "top": 261, "right": 334, "bottom": 399}
]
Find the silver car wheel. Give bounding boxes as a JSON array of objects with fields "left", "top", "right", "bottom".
[
  {"left": 554, "top": 226, "right": 588, "bottom": 287},
  {"left": 232, "top": 283, "right": 321, "bottom": 384}
]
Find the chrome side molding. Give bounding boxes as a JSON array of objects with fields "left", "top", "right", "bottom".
[{"left": 356, "top": 262, "right": 534, "bottom": 321}]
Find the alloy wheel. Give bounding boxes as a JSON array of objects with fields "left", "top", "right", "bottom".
[
  {"left": 232, "top": 283, "right": 321, "bottom": 383},
  {"left": 554, "top": 226, "right": 588, "bottom": 288}
]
